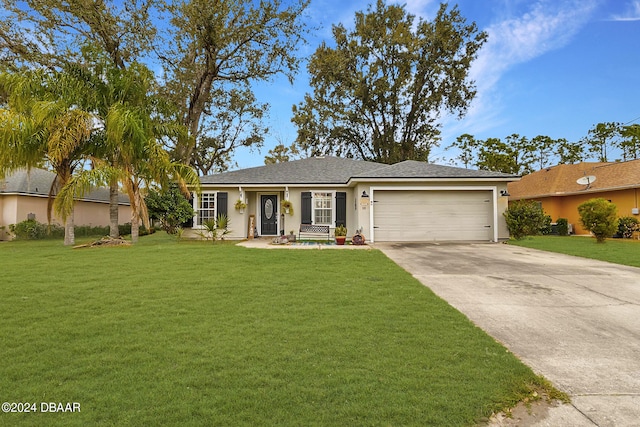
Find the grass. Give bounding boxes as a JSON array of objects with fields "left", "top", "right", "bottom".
[
  {"left": 1, "top": 233, "right": 550, "bottom": 426},
  {"left": 508, "top": 235, "right": 640, "bottom": 268}
]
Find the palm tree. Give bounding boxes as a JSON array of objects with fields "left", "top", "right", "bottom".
[
  {"left": 0, "top": 69, "right": 94, "bottom": 245},
  {"left": 55, "top": 58, "right": 199, "bottom": 243}
]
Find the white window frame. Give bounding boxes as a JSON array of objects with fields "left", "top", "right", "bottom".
[
  {"left": 194, "top": 192, "right": 217, "bottom": 227},
  {"left": 311, "top": 191, "right": 335, "bottom": 226}
]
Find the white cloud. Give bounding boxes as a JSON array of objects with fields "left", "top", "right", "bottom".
[
  {"left": 609, "top": 0, "right": 640, "bottom": 21},
  {"left": 403, "top": 0, "right": 438, "bottom": 18},
  {"left": 441, "top": 0, "right": 598, "bottom": 148},
  {"left": 472, "top": 0, "right": 597, "bottom": 92}
]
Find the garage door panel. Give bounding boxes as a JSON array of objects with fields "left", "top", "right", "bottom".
[{"left": 373, "top": 190, "right": 493, "bottom": 242}]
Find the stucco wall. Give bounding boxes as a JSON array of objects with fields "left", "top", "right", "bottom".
[
  {"left": 534, "top": 188, "right": 639, "bottom": 235},
  {"left": 193, "top": 181, "right": 514, "bottom": 242},
  {"left": 0, "top": 194, "right": 132, "bottom": 240}
]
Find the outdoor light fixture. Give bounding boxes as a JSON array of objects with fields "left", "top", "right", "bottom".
[
  {"left": 500, "top": 190, "right": 510, "bottom": 197},
  {"left": 359, "top": 190, "right": 370, "bottom": 208}
]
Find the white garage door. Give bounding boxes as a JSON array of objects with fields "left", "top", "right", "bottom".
[{"left": 372, "top": 190, "right": 494, "bottom": 242}]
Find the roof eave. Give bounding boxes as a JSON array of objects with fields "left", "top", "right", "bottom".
[
  {"left": 510, "top": 183, "right": 640, "bottom": 200},
  {"left": 349, "top": 176, "right": 520, "bottom": 184}
]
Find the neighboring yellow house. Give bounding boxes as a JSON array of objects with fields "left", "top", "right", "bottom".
[
  {"left": 507, "top": 160, "right": 640, "bottom": 235},
  {"left": 0, "top": 168, "right": 132, "bottom": 240}
]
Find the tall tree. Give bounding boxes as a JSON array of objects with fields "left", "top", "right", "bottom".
[
  {"left": 555, "top": 138, "right": 584, "bottom": 164},
  {"left": 189, "top": 87, "right": 268, "bottom": 175},
  {"left": 504, "top": 133, "right": 537, "bottom": 174},
  {"left": 264, "top": 143, "right": 300, "bottom": 165},
  {"left": 0, "top": 68, "right": 94, "bottom": 245},
  {"left": 292, "top": 1, "right": 487, "bottom": 164},
  {"left": 55, "top": 59, "right": 198, "bottom": 243},
  {"left": 531, "top": 135, "right": 555, "bottom": 170},
  {"left": 446, "top": 133, "right": 477, "bottom": 168},
  {"left": 2, "top": 0, "right": 308, "bottom": 219},
  {"left": 585, "top": 122, "right": 621, "bottom": 162},
  {"left": 475, "top": 138, "right": 518, "bottom": 174},
  {"left": 1, "top": 1, "right": 157, "bottom": 238},
  {"left": 0, "top": 0, "right": 155, "bottom": 70},
  {"left": 158, "top": 0, "right": 309, "bottom": 167},
  {"left": 619, "top": 124, "right": 640, "bottom": 161}
]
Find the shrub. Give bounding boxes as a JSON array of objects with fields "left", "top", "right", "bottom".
[
  {"left": 197, "top": 214, "right": 230, "bottom": 242},
  {"left": 540, "top": 214, "right": 552, "bottom": 235},
  {"left": 115, "top": 223, "right": 154, "bottom": 237},
  {"left": 146, "top": 185, "right": 195, "bottom": 234},
  {"left": 577, "top": 198, "right": 618, "bottom": 243},
  {"left": 118, "top": 223, "right": 132, "bottom": 236},
  {"left": 504, "top": 200, "right": 549, "bottom": 240},
  {"left": 74, "top": 225, "right": 110, "bottom": 237},
  {"left": 9, "top": 219, "right": 63, "bottom": 240},
  {"left": 556, "top": 218, "right": 569, "bottom": 236},
  {"left": 617, "top": 216, "right": 639, "bottom": 238}
]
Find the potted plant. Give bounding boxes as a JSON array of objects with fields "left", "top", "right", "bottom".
[
  {"left": 334, "top": 224, "right": 347, "bottom": 245},
  {"left": 234, "top": 199, "right": 247, "bottom": 213},
  {"left": 287, "top": 229, "right": 296, "bottom": 242},
  {"left": 281, "top": 199, "right": 293, "bottom": 215}
]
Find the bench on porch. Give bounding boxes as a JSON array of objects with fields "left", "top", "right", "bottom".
[{"left": 299, "top": 224, "right": 330, "bottom": 241}]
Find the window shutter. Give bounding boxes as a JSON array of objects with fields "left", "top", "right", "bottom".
[
  {"left": 217, "top": 192, "right": 228, "bottom": 217},
  {"left": 301, "top": 192, "right": 312, "bottom": 224},
  {"left": 335, "top": 192, "right": 346, "bottom": 227}
]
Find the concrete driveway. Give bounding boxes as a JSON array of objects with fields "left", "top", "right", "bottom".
[{"left": 375, "top": 242, "right": 640, "bottom": 427}]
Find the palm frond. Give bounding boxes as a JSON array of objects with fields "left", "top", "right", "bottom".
[{"left": 54, "top": 166, "right": 120, "bottom": 220}]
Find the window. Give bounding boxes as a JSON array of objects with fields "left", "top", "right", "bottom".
[
  {"left": 197, "top": 193, "right": 216, "bottom": 226},
  {"left": 313, "top": 192, "right": 333, "bottom": 225}
]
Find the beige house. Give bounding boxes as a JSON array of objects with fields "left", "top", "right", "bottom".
[
  {"left": 0, "top": 168, "right": 131, "bottom": 240},
  {"left": 191, "top": 157, "right": 519, "bottom": 242}
]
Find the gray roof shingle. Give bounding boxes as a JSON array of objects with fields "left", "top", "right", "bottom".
[
  {"left": 353, "top": 160, "right": 520, "bottom": 179},
  {"left": 1, "top": 168, "right": 129, "bottom": 204},
  {"left": 200, "top": 156, "right": 385, "bottom": 185},
  {"left": 199, "top": 157, "right": 519, "bottom": 185}
]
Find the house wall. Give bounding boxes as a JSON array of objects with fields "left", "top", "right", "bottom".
[
  {"left": 190, "top": 187, "right": 359, "bottom": 240},
  {"left": 354, "top": 181, "right": 512, "bottom": 241},
  {"left": 193, "top": 181, "right": 513, "bottom": 241},
  {"left": 0, "top": 194, "right": 132, "bottom": 240},
  {"left": 531, "top": 188, "right": 640, "bottom": 235}
]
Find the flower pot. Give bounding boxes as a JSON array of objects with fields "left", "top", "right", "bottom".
[{"left": 335, "top": 236, "right": 346, "bottom": 245}]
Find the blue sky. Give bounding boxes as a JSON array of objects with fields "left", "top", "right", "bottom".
[{"left": 233, "top": 0, "right": 640, "bottom": 169}]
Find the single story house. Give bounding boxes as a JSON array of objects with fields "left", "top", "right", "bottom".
[
  {"left": 0, "top": 168, "right": 131, "bottom": 240},
  {"left": 507, "top": 160, "right": 640, "bottom": 235},
  {"left": 190, "top": 156, "right": 519, "bottom": 242}
]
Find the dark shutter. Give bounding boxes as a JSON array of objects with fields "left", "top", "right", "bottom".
[
  {"left": 335, "top": 192, "right": 346, "bottom": 227},
  {"left": 217, "top": 192, "right": 228, "bottom": 217},
  {"left": 301, "top": 192, "right": 312, "bottom": 224},
  {"left": 183, "top": 193, "right": 194, "bottom": 227}
]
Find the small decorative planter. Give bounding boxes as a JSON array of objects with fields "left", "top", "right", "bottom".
[
  {"left": 334, "top": 224, "right": 347, "bottom": 245},
  {"left": 235, "top": 199, "right": 247, "bottom": 214},
  {"left": 281, "top": 200, "right": 293, "bottom": 215}
]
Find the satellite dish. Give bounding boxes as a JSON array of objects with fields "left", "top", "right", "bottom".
[{"left": 576, "top": 175, "right": 596, "bottom": 186}]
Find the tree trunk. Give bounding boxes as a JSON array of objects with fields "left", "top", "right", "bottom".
[
  {"left": 109, "top": 181, "right": 119, "bottom": 238},
  {"left": 131, "top": 217, "right": 139, "bottom": 244},
  {"left": 131, "top": 208, "right": 140, "bottom": 243},
  {"left": 64, "top": 210, "right": 75, "bottom": 246}
]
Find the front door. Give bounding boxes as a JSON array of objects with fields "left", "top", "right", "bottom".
[{"left": 260, "top": 195, "right": 278, "bottom": 235}]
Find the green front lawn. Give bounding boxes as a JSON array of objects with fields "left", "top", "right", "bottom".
[
  {"left": 509, "top": 236, "right": 640, "bottom": 268},
  {"left": 1, "top": 233, "right": 549, "bottom": 426}
]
